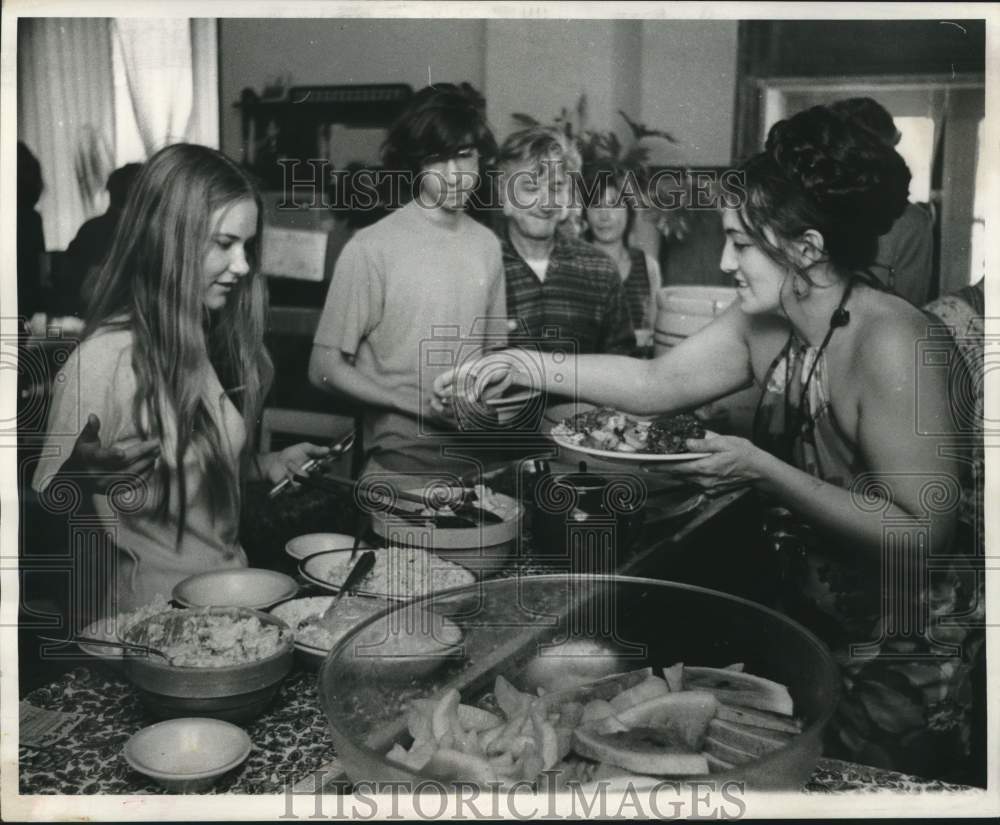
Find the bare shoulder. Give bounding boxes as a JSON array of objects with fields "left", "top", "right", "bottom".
[{"left": 852, "top": 289, "right": 939, "bottom": 382}]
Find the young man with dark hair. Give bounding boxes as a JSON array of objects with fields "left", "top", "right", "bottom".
[{"left": 309, "top": 83, "right": 507, "bottom": 480}]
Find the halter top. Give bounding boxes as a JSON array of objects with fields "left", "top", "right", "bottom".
[{"left": 754, "top": 333, "right": 863, "bottom": 490}]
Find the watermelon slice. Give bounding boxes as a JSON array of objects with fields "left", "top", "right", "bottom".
[
  {"left": 608, "top": 676, "right": 670, "bottom": 713},
  {"left": 573, "top": 726, "right": 709, "bottom": 776},
  {"left": 703, "top": 751, "right": 735, "bottom": 773},
  {"left": 703, "top": 735, "right": 757, "bottom": 766},
  {"left": 425, "top": 747, "right": 500, "bottom": 784},
  {"left": 706, "top": 718, "right": 791, "bottom": 757},
  {"left": 682, "top": 666, "right": 794, "bottom": 716},
  {"left": 715, "top": 702, "right": 803, "bottom": 734},
  {"left": 539, "top": 667, "right": 653, "bottom": 711},
  {"left": 615, "top": 691, "right": 719, "bottom": 750},
  {"left": 662, "top": 662, "right": 684, "bottom": 692}
]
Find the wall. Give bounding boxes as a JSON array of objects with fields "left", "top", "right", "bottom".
[
  {"left": 637, "top": 21, "right": 739, "bottom": 167},
  {"left": 218, "top": 19, "right": 487, "bottom": 159},
  {"left": 220, "top": 18, "right": 739, "bottom": 167},
  {"left": 484, "top": 20, "right": 640, "bottom": 146}
]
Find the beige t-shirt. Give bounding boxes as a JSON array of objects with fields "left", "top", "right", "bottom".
[
  {"left": 32, "top": 326, "right": 247, "bottom": 614},
  {"left": 313, "top": 201, "right": 507, "bottom": 475}
]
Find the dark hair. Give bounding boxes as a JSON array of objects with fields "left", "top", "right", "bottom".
[
  {"left": 381, "top": 83, "right": 497, "bottom": 176},
  {"left": 106, "top": 163, "right": 144, "bottom": 210},
  {"left": 738, "top": 105, "right": 911, "bottom": 278},
  {"left": 17, "top": 141, "right": 43, "bottom": 209},
  {"left": 580, "top": 161, "right": 640, "bottom": 241},
  {"left": 829, "top": 97, "right": 900, "bottom": 147}
]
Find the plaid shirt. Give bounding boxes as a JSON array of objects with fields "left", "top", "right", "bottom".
[{"left": 500, "top": 230, "right": 635, "bottom": 356}]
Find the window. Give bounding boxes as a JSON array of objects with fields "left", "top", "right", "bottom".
[
  {"left": 756, "top": 77, "right": 984, "bottom": 297},
  {"left": 969, "top": 118, "right": 986, "bottom": 285},
  {"left": 893, "top": 116, "right": 934, "bottom": 204}
]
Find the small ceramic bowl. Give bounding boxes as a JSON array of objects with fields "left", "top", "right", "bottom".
[
  {"left": 123, "top": 717, "right": 251, "bottom": 793},
  {"left": 285, "top": 532, "right": 371, "bottom": 561},
  {"left": 172, "top": 568, "right": 298, "bottom": 611}
]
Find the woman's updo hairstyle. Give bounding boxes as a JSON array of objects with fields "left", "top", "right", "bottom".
[{"left": 739, "top": 105, "right": 911, "bottom": 278}]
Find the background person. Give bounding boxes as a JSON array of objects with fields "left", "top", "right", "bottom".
[
  {"left": 60, "top": 162, "right": 144, "bottom": 318},
  {"left": 829, "top": 96, "right": 935, "bottom": 307},
  {"left": 495, "top": 126, "right": 635, "bottom": 356},
  {"left": 17, "top": 141, "right": 48, "bottom": 321},
  {"left": 580, "top": 159, "right": 662, "bottom": 353}
]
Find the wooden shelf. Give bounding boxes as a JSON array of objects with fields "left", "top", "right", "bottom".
[{"left": 235, "top": 84, "right": 413, "bottom": 189}]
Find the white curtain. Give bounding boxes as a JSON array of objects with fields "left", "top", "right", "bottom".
[
  {"left": 18, "top": 18, "right": 115, "bottom": 250},
  {"left": 112, "top": 19, "right": 206, "bottom": 156},
  {"left": 18, "top": 18, "right": 220, "bottom": 250}
]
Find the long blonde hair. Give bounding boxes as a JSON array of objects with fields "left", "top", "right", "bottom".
[{"left": 85, "top": 143, "right": 272, "bottom": 546}]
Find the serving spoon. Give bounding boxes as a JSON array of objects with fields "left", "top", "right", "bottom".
[
  {"left": 40, "top": 634, "right": 171, "bottom": 661},
  {"left": 316, "top": 550, "right": 377, "bottom": 632}
]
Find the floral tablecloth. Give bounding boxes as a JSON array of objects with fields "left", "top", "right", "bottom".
[{"left": 19, "top": 666, "right": 975, "bottom": 796}]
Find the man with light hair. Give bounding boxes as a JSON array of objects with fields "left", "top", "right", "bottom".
[{"left": 495, "top": 126, "right": 634, "bottom": 355}]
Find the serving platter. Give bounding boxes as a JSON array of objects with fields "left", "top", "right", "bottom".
[
  {"left": 551, "top": 434, "right": 710, "bottom": 463},
  {"left": 545, "top": 402, "right": 710, "bottom": 463}
]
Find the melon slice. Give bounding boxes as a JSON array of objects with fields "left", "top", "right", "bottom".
[
  {"left": 715, "top": 702, "right": 803, "bottom": 734},
  {"left": 703, "top": 735, "right": 757, "bottom": 766},
  {"left": 608, "top": 676, "right": 670, "bottom": 713},
  {"left": 662, "top": 662, "right": 684, "bottom": 692},
  {"left": 425, "top": 747, "right": 499, "bottom": 784},
  {"left": 703, "top": 751, "right": 735, "bottom": 773},
  {"left": 682, "top": 666, "right": 794, "bottom": 716},
  {"left": 615, "top": 691, "right": 719, "bottom": 750},
  {"left": 539, "top": 667, "right": 653, "bottom": 711},
  {"left": 572, "top": 726, "right": 709, "bottom": 776},
  {"left": 458, "top": 704, "right": 503, "bottom": 731},
  {"left": 431, "top": 689, "right": 461, "bottom": 740},
  {"left": 706, "top": 718, "right": 791, "bottom": 757}
]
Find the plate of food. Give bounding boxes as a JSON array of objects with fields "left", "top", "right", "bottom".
[
  {"left": 549, "top": 406, "right": 710, "bottom": 462},
  {"left": 299, "top": 547, "right": 477, "bottom": 601}
]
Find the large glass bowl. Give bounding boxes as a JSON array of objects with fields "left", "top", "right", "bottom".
[{"left": 318, "top": 574, "right": 840, "bottom": 792}]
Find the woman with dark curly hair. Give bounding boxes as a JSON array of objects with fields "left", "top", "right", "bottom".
[{"left": 436, "top": 106, "right": 981, "bottom": 780}]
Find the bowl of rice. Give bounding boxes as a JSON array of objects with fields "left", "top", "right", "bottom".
[
  {"left": 299, "top": 547, "right": 476, "bottom": 601},
  {"left": 122, "top": 606, "right": 294, "bottom": 722},
  {"left": 269, "top": 594, "right": 464, "bottom": 678}
]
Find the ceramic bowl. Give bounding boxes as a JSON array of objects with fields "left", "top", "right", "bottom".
[
  {"left": 123, "top": 717, "right": 251, "bottom": 793},
  {"left": 172, "top": 568, "right": 299, "bottom": 611}
]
